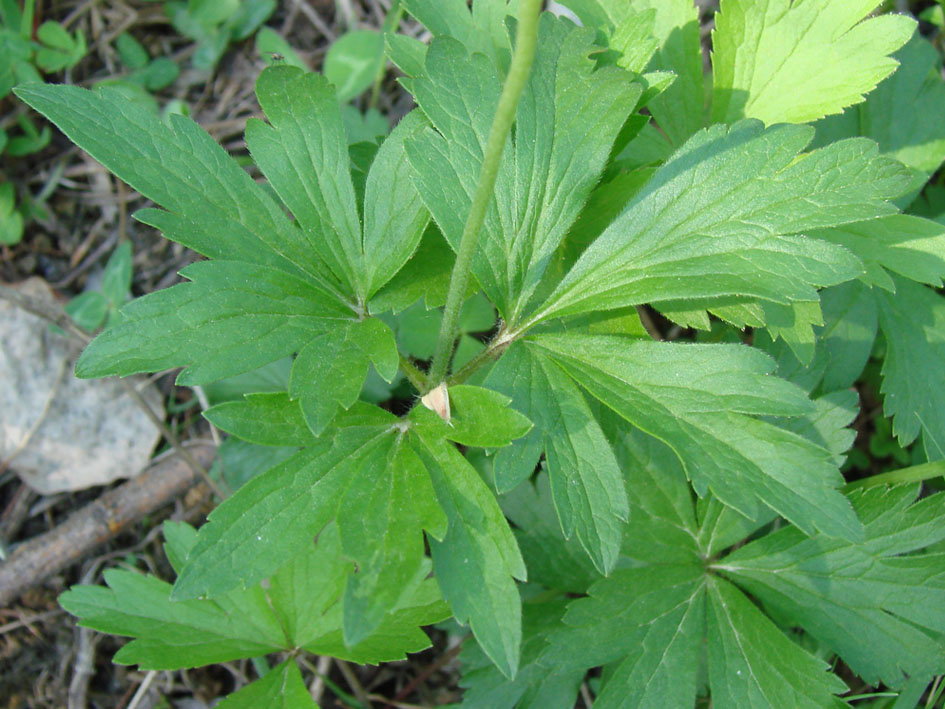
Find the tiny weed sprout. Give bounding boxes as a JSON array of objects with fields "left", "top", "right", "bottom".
[{"left": 15, "top": 0, "right": 945, "bottom": 705}]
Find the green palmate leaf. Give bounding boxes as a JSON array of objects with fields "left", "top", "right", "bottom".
[
  {"left": 64, "top": 522, "right": 445, "bottom": 672},
  {"left": 531, "top": 119, "right": 911, "bottom": 324},
  {"left": 405, "top": 15, "right": 642, "bottom": 321},
  {"left": 718, "top": 483, "right": 945, "bottom": 686},
  {"left": 336, "top": 440, "right": 447, "bottom": 647},
  {"left": 74, "top": 260, "right": 350, "bottom": 384},
  {"left": 14, "top": 83, "right": 331, "bottom": 288},
  {"left": 486, "top": 341, "right": 629, "bottom": 574},
  {"left": 540, "top": 430, "right": 848, "bottom": 708},
  {"left": 172, "top": 405, "right": 449, "bottom": 650},
  {"left": 218, "top": 661, "right": 317, "bottom": 709},
  {"left": 246, "top": 67, "right": 364, "bottom": 296},
  {"left": 402, "top": 0, "right": 512, "bottom": 67},
  {"left": 809, "top": 214, "right": 945, "bottom": 292},
  {"left": 361, "top": 111, "right": 430, "bottom": 298},
  {"left": 247, "top": 66, "right": 428, "bottom": 302},
  {"left": 711, "top": 0, "right": 915, "bottom": 125},
  {"left": 410, "top": 422, "right": 526, "bottom": 679},
  {"left": 585, "top": 0, "right": 702, "bottom": 150},
  {"left": 756, "top": 280, "right": 879, "bottom": 394},
  {"left": 531, "top": 332, "right": 862, "bottom": 540},
  {"left": 172, "top": 413, "right": 398, "bottom": 600},
  {"left": 459, "top": 598, "right": 584, "bottom": 709},
  {"left": 815, "top": 32, "right": 945, "bottom": 182},
  {"left": 289, "top": 317, "right": 398, "bottom": 435},
  {"left": 876, "top": 276, "right": 945, "bottom": 458}
]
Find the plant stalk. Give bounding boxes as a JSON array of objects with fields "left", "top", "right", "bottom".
[
  {"left": 369, "top": 0, "right": 404, "bottom": 110},
  {"left": 842, "top": 460, "right": 945, "bottom": 493},
  {"left": 425, "top": 0, "right": 543, "bottom": 388}
]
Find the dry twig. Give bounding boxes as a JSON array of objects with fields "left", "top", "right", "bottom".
[{"left": 0, "top": 443, "right": 216, "bottom": 607}]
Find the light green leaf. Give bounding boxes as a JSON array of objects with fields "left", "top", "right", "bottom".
[
  {"left": 324, "top": 30, "right": 384, "bottom": 102},
  {"left": 218, "top": 660, "right": 317, "bottom": 709},
  {"left": 246, "top": 66, "right": 363, "bottom": 295},
  {"left": 486, "top": 341, "right": 628, "bottom": 573},
  {"left": 810, "top": 214, "right": 945, "bottom": 291},
  {"left": 74, "top": 260, "right": 349, "bottom": 383},
  {"left": 711, "top": 0, "right": 915, "bottom": 125},
  {"left": 877, "top": 276, "right": 945, "bottom": 457},
  {"left": 362, "top": 110, "right": 430, "bottom": 298},
  {"left": 719, "top": 484, "right": 945, "bottom": 687},
  {"left": 406, "top": 17, "right": 641, "bottom": 320},
  {"left": 64, "top": 291, "right": 109, "bottom": 332},
  {"left": 0, "top": 182, "right": 22, "bottom": 245},
  {"left": 533, "top": 120, "right": 907, "bottom": 323},
  {"left": 815, "top": 32, "right": 945, "bottom": 180},
  {"left": 773, "top": 389, "right": 859, "bottom": 470},
  {"left": 14, "top": 83, "right": 330, "bottom": 287},
  {"left": 619, "top": 0, "right": 703, "bottom": 147},
  {"left": 760, "top": 299, "right": 823, "bottom": 365},
  {"left": 818, "top": 281, "right": 879, "bottom": 392},
  {"left": 410, "top": 427, "right": 526, "bottom": 679},
  {"left": 289, "top": 317, "right": 398, "bottom": 435},
  {"left": 606, "top": 7, "right": 658, "bottom": 74},
  {"left": 756, "top": 280, "right": 879, "bottom": 394},
  {"left": 531, "top": 332, "right": 863, "bottom": 541},
  {"left": 255, "top": 26, "right": 309, "bottom": 71},
  {"left": 402, "top": 0, "right": 511, "bottom": 67}
]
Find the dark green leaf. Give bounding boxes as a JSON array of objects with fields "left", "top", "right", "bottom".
[{"left": 531, "top": 332, "right": 862, "bottom": 541}]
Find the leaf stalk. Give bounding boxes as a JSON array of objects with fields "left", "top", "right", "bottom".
[{"left": 425, "top": 0, "right": 544, "bottom": 388}]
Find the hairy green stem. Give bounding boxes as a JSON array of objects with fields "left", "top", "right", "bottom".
[
  {"left": 842, "top": 460, "right": 945, "bottom": 493},
  {"left": 425, "top": 0, "right": 544, "bottom": 388},
  {"left": 446, "top": 325, "right": 515, "bottom": 387},
  {"left": 399, "top": 353, "right": 429, "bottom": 392}
]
